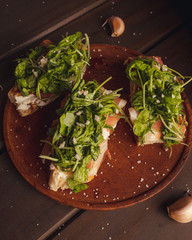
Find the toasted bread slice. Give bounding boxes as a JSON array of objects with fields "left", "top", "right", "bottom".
[{"left": 44, "top": 97, "right": 127, "bottom": 192}]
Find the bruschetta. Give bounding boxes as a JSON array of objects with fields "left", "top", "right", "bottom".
[
  {"left": 126, "top": 57, "right": 191, "bottom": 148},
  {"left": 8, "top": 32, "right": 90, "bottom": 116},
  {"left": 40, "top": 77, "right": 127, "bottom": 193}
]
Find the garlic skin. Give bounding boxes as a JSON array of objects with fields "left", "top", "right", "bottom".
[
  {"left": 167, "top": 194, "right": 192, "bottom": 223},
  {"left": 102, "top": 16, "right": 125, "bottom": 37}
]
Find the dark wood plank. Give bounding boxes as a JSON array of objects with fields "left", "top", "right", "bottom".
[
  {"left": 0, "top": 152, "right": 81, "bottom": 240},
  {"left": 50, "top": 24, "right": 192, "bottom": 240},
  {"left": 0, "top": 0, "right": 109, "bottom": 60},
  {"left": 38, "top": 0, "right": 189, "bottom": 52}
]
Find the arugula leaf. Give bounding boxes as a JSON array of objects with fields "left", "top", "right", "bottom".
[
  {"left": 67, "top": 178, "right": 89, "bottom": 193},
  {"left": 133, "top": 108, "right": 156, "bottom": 138},
  {"left": 74, "top": 166, "right": 89, "bottom": 183},
  {"left": 63, "top": 112, "right": 76, "bottom": 127}
]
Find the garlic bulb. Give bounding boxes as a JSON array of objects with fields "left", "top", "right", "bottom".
[
  {"left": 167, "top": 193, "right": 192, "bottom": 223},
  {"left": 102, "top": 16, "right": 125, "bottom": 37}
]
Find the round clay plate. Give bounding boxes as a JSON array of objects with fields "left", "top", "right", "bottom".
[{"left": 3, "top": 44, "right": 192, "bottom": 210}]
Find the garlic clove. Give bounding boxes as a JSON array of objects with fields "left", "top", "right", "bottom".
[
  {"left": 167, "top": 193, "right": 192, "bottom": 223},
  {"left": 40, "top": 39, "right": 53, "bottom": 47},
  {"left": 102, "top": 16, "right": 125, "bottom": 37}
]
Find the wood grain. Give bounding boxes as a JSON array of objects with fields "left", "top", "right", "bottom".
[{"left": 0, "top": 0, "right": 109, "bottom": 60}]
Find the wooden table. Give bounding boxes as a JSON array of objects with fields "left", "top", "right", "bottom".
[{"left": 0, "top": 0, "right": 192, "bottom": 239}]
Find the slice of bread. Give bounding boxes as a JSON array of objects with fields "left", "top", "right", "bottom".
[{"left": 42, "top": 97, "right": 127, "bottom": 192}]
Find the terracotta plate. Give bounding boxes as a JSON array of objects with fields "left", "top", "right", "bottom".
[{"left": 3, "top": 44, "right": 192, "bottom": 210}]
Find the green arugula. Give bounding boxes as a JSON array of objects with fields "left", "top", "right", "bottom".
[
  {"left": 40, "top": 77, "right": 123, "bottom": 193},
  {"left": 14, "top": 32, "right": 90, "bottom": 98},
  {"left": 126, "top": 57, "right": 192, "bottom": 148}
]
